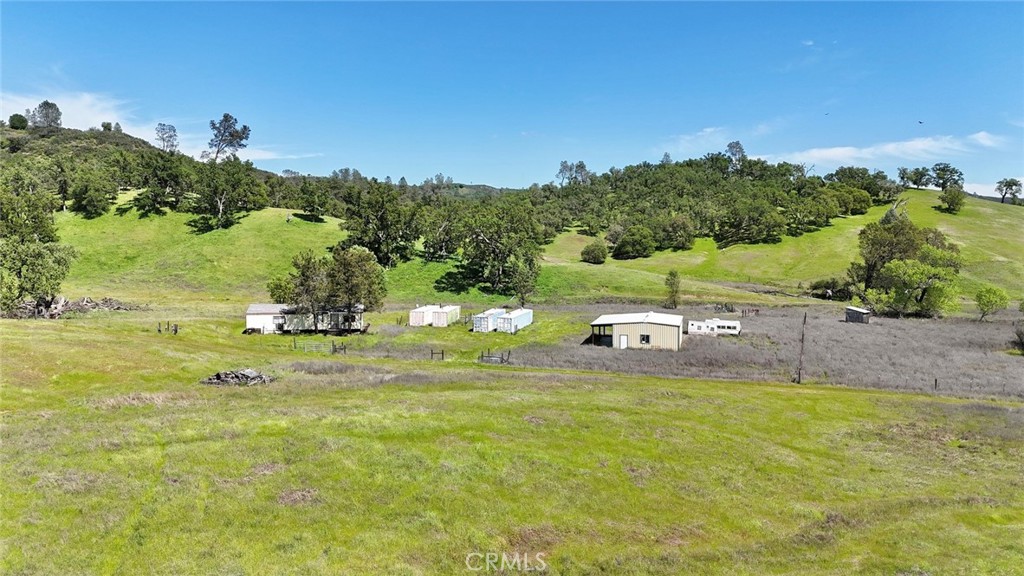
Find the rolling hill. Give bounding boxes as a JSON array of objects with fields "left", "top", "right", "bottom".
[{"left": 58, "top": 188, "right": 1022, "bottom": 308}]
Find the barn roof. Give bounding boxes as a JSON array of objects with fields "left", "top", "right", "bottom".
[{"left": 590, "top": 311, "right": 684, "bottom": 327}]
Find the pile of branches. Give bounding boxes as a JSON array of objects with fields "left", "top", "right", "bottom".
[
  {"left": 201, "top": 369, "right": 274, "bottom": 386},
  {"left": 4, "top": 296, "right": 144, "bottom": 319}
]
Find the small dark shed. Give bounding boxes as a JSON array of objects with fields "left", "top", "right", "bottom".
[{"left": 845, "top": 306, "right": 870, "bottom": 324}]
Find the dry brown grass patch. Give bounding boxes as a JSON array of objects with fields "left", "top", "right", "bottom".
[{"left": 277, "top": 487, "right": 319, "bottom": 506}]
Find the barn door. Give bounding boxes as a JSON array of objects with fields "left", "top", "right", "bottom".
[{"left": 619, "top": 335, "right": 628, "bottom": 349}]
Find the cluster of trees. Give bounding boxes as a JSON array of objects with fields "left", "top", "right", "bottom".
[
  {"left": 829, "top": 201, "right": 963, "bottom": 317},
  {"left": 3, "top": 106, "right": 268, "bottom": 229},
  {"left": 560, "top": 143, "right": 881, "bottom": 263},
  {"left": 0, "top": 166, "right": 76, "bottom": 314},
  {"left": 267, "top": 246, "right": 386, "bottom": 332}
]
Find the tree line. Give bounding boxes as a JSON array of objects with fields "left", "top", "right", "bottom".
[{"left": 3, "top": 101, "right": 1021, "bottom": 315}]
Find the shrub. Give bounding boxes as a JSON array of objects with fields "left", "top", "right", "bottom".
[
  {"left": 975, "top": 286, "right": 1009, "bottom": 321},
  {"left": 580, "top": 239, "right": 607, "bottom": 264},
  {"left": 612, "top": 225, "right": 656, "bottom": 260},
  {"left": 8, "top": 114, "right": 28, "bottom": 130},
  {"left": 809, "top": 277, "right": 852, "bottom": 301},
  {"left": 848, "top": 189, "right": 872, "bottom": 215},
  {"left": 939, "top": 185, "right": 966, "bottom": 214}
]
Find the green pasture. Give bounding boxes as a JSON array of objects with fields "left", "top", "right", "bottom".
[{"left": 2, "top": 312, "right": 1022, "bottom": 574}]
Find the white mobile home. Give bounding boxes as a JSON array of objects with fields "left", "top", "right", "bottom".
[
  {"left": 473, "top": 308, "right": 507, "bottom": 332},
  {"left": 496, "top": 308, "right": 533, "bottom": 334},
  {"left": 409, "top": 305, "right": 442, "bottom": 326},
  {"left": 590, "top": 311, "right": 684, "bottom": 351},
  {"left": 245, "top": 304, "right": 365, "bottom": 334},
  {"left": 431, "top": 305, "right": 461, "bottom": 327},
  {"left": 687, "top": 318, "right": 741, "bottom": 336}
]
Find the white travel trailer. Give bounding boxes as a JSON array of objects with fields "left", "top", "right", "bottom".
[
  {"left": 687, "top": 318, "right": 741, "bottom": 336},
  {"left": 473, "top": 308, "right": 507, "bottom": 332}
]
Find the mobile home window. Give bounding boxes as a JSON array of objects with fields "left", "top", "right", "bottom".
[{"left": 640, "top": 334, "right": 651, "bottom": 344}]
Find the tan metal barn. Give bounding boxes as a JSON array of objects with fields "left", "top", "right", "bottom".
[{"left": 589, "top": 312, "right": 685, "bottom": 351}]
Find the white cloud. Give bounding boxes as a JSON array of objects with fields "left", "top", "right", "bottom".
[
  {"left": 801, "top": 40, "right": 815, "bottom": 47},
  {"left": 769, "top": 134, "right": 1003, "bottom": 166},
  {"left": 238, "top": 148, "right": 324, "bottom": 162},
  {"left": 662, "top": 127, "right": 729, "bottom": 156},
  {"left": 1, "top": 90, "right": 320, "bottom": 163},
  {"left": 0, "top": 90, "right": 158, "bottom": 143},
  {"left": 968, "top": 131, "right": 1004, "bottom": 148}
]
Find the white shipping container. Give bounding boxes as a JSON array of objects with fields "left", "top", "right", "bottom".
[
  {"left": 409, "top": 305, "right": 442, "bottom": 326},
  {"left": 472, "top": 308, "right": 507, "bottom": 332},
  {"left": 431, "top": 305, "right": 461, "bottom": 327},
  {"left": 496, "top": 308, "right": 533, "bottom": 334}
]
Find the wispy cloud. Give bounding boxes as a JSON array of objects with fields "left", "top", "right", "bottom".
[
  {"left": 801, "top": 40, "right": 815, "bottom": 47},
  {"left": 769, "top": 133, "right": 1007, "bottom": 166},
  {"left": 238, "top": 149, "right": 324, "bottom": 162},
  {"left": 0, "top": 90, "right": 320, "bottom": 163},
  {"left": 968, "top": 131, "right": 1004, "bottom": 148},
  {"left": 0, "top": 90, "right": 152, "bottom": 140},
  {"left": 661, "top": 127, "right": 729, "bottom": 156}
]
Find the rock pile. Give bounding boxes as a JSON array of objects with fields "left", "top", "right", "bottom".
[{"left": 202, "top": 369, "right": 274, "bottom": 386}]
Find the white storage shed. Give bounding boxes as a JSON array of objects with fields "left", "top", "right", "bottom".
[
  {"left": 431, "top": 305, "right": 461, "bottom": 327},
  {"left": 409, "top": 305, "right": 442, "bottom": 327},
  {"left": 496, "top": 308, "right": 533, "bottom": 334},
  {"left": 473, "top": 308, "right": 507, "bottom": 332}
]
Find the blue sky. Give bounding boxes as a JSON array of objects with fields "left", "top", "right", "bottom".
[{"left": 2, "top": 2, "right": 1022, "bottom": 194}]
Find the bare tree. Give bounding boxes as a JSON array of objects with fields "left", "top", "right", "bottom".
[{"left": 155, "top": 123, "right": 179, "bottom": 152}]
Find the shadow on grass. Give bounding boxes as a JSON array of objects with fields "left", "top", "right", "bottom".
[
  {"left": 186, "top": 213, "right": 248, "bottom": 234},
  {"left": 290, "top": 212, "right": 325, "bottom": 223}
]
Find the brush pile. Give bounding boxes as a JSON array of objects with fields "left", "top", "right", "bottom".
[{"left": 202, "top": 369, "right": 274, "bottom": 386}]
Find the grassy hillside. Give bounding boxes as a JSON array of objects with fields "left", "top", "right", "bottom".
[
  {"left": 58, "top": 189, "right": 1022, "bottom": 307},
  {"left": 59, "top": 201, "right": 348, "bottom": 304},
  {"left": 2, "top": 314, "right": 1022, "bottom": 574},
  {"left": 545, "top": 189, "right": 1024, "bottom": 300}
]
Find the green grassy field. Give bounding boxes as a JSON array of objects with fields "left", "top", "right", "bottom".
[{"left": 2, "top": 312, "right": 1022, "bottom": 574}]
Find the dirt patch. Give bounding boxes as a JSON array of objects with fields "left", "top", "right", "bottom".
[
  {"left": 523, "top": 415, "right": 545, "bottom": 426},
  {"left": 35, "top": 470, "right": 101, "bottom": 494},
  {"left": 506, "top": 524, "right": 561, "bottom": 554},
  {"left": 250, "top": 462, "right": 285, "bottom": 477},
  {"left": 512, "top": 304, "right": 1024, "bottom": 399},
  {"left": 791, "top": 511, "right": 863, "bottom": 546},
  {"left": 277, "top": 487, "right": 319, "bottom": 506}
]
